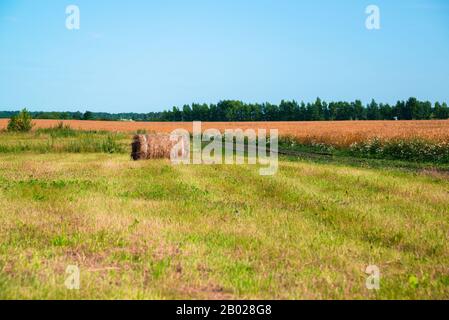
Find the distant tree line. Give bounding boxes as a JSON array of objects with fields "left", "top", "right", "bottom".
[
  {"left": 0, "top": 110, "right": 164, "bottom": 122},
  {"left": 1, "top": 97, "right": 448, "bottom": 122}
]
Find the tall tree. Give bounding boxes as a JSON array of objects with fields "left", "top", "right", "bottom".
[
  {"left": 366, "top": 99, "right": 380, "bottom": 120},
  {"left": 353, "top": 100, "right": 366, "bottom": 120},
  {"left": 379, "top": 103, "right": 393, "bottom": 120}
]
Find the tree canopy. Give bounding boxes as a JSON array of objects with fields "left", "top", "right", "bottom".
[{"left": 1, "top": 98, "right": 448, "bottom": 122}]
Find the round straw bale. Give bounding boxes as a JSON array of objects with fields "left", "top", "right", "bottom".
[{"left": 131, "top": 134, "right": 182, "bottom": 160}]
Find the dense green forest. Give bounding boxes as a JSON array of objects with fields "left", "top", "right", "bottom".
[{"left": 1, "top": 97, "right": 448, "bottom": 122}]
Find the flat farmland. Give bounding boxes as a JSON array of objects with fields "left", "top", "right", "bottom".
[
  {"left": 1, "top": 152, "right": 449, "bottom": 299},
  {"left": 1, "top": 119, "right": 449, "bottom": 146},
  {"left": 1, "top": 122, "right": 449, "bottom": 299}
]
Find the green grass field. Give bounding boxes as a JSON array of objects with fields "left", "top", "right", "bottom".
[{"left": 0, "top": 130, "right": 448, "bottom": 299}]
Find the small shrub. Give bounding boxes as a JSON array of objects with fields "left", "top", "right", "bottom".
[{"left": 7, "top": 109, "right": 34, "bottom": 132}]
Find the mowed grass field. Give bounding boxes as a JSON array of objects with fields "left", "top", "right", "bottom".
[{"left": 0, "top": 128, "right": 449, "bottom": 299}]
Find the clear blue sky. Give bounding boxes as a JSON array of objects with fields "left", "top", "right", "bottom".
[{"left": 1, "top": 0, "right": 448, "bottom": 113}]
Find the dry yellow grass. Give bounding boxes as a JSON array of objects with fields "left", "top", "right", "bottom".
[{"left": 1, "top": 119, "right": 448, "bottom": 147}]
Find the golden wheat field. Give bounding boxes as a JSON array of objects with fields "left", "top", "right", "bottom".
[{"left": 1, "top": 119, "right": 449, "bottom": 146}]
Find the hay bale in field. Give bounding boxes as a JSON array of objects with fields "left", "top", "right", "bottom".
[{"left": 131, "top": 134, "right": 185, "bottom": 160}]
